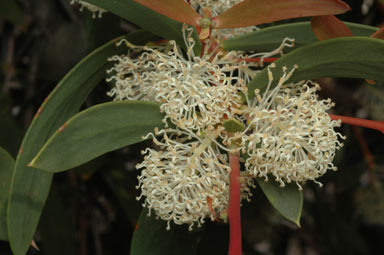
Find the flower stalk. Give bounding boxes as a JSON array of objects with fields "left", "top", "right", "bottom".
[
  {"left": 330, "top": 114, "right": 384, "bottom": 133},
  {"left": 228, "top": 152, "right": 242, "bottom": 255}
]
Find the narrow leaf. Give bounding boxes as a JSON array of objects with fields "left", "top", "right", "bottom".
[
  {"left": 133, "top": 0, "right": 200, "bottom": 26},
  {"left": 0, "top": 0, "right": 24, "bottom": 25},
  {"left": 7, "top": 31, "right": 158, "bottom": 255},
  {"left": 0, "top": 147, "right": 14, "bottom": 241},
  {"left": 222, "top": 21, "right": 378, "bottom": 52},
  {"left": 31, "top": 101, "right": 165, "bottom": 173},
  {"left": 131, "top": 208, "right": 202, "bottom": 255},
  {"left": 311, "top": 15, "right": 353, "bottom": 40},
  {"left": 247, "top": 37, "right": 384, "bottom": 99},
  {"left": 214, "top": 0, "right": 350, "bottom": 29},
  {"left": 84, "top": 0, "right": 202, "bottom": 54},
  {"left": 256, "top": 178, "right": 303, "bottom": 226}
]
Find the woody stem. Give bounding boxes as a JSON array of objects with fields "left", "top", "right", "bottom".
[
  {"left": 330, "top": 114, "right": 384, "bottom": 133},
  {"left": 228, "top": 152, "right": 242, "bottom": 255}
]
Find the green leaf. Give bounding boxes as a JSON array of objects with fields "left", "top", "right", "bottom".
[
  {"left": 0, "top": 147, "right": 14, "bottom": 241},
  {"left": 37, "top": 185, "right": 77, "bottom": 255},
  {"left": 223, "top": 118, "right": 245, "bottom": 133},
  {"left": 256, "top": 178, "right": 303, "bottom": 226},
  {"left": 131, "top": 208, "right": 202, "bottom": 255},
  {"left": 222, "top": 21, "right": 377, "bottom": 52},
  {"left": 214, "top": 0, "right": 350, "bottom": 29},
  {"left": 31, "top": 101, "right": 165, "bottom": 173},
  {"left": 84, "top": 0, "right": 201, "bottom": 54},
  {"left": 246, "top": 37, "right": 384, "bottom": 99},
  {"left": 7, "top": 31, "right": 158, "bottom": 255},
  {"left": 0, "top": 0, "right": 24, "bottom": 25}
]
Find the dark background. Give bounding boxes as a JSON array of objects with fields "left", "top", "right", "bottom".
[{"left": 1, "top": 0, "right": 384, "bottom": 254}]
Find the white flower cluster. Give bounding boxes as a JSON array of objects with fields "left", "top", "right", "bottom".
[
  {"left": 136, "top": 127, "right": 253, "bottom": 230},
  {"left": 241, "top": 65, "right": 345, "bottom": 189},
  {"left": 70, "top": 0, "right": 106, "bottom": 18},
  {"left": 106, "top": 26, "right": 344, "bottom": 229},
  {"left": 107, "top": 28, "right": 258, "bottom": 132},
  {"left": 189, "top": 0, "right": 243, "bottom": 15}
]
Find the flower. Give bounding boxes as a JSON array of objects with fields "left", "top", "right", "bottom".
[
  {"left": 107, "top": 24, "right": 343, "bottom": 231},
  {"left": 106, "top": 42, "right": 167, "bottom": 101},
  {"left": 241, "top": 64, "right": 346, "bottom": 188},
  {"left": 107, "top": 26, "right": 260, "bottom": 131},
  {"left": 70, "top": 0, "right": 106, "bottom": 18},
  {"left": 136, "top": 127, "right": 254, "bottom": 230}
]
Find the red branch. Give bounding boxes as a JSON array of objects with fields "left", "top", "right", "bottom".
[
  {"left": 243, "top": 57, "right": 278, "bottom": 63},
  {"left": 228, "top": 153, "right": 242, "bottom": 255},
  {"left": 330, "top": 114, "right": 384, "bottom": 133}
]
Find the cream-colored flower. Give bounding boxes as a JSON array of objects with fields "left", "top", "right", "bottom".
[
  {"left": 189, "top": 0, "right": 243, "bottom": 15},
  {"left": 241, "top": 65, "right": 345, "bottom": 188},
  {"left": 107, "top": 26, "right": 259, "bottom": 131},
  {"left": 70, "top": 0, "right": 106, "bottom": 18},
  {"left": 136, "top": 127, "right": 254, "bottom": 230},
  {"left": 106, "top": 42, "right": 168, "bottom": 101},
  {"left": 107, "top": 25, "right": 296, "bottom": 132}
]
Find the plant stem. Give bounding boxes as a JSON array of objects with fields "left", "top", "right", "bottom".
[
  {"left": 243, "top": 57, "right": 278, "bottom": 63},
  {"left": 330, "top": 114, "right": 384, "bottom": 133},
  {"left": 228, "top": 152, "right": 242, "bottom": 255}
]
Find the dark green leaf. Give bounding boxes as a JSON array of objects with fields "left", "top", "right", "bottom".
[
  {"left": 37, "top": 185, "right": 76, "bottom": 255},
  {"left": 0, "top": 0, "right": 24, "bottom": 25},
  {"left": 31, "top": 101, "right": 165, "bottom": 173},
  {"left": 0, "top": 147, "right": 15, "bottom": 241},
  {"left": 222, "top": 21, "right": 377, "bottom": 52},
  {"left": 84, "top": 0, "right": 201, "bottom": 54},
  {"left": 7, "top": 31, "right": 158, "bottom": 255},
  {"left": 223, "top": 118, "right": 245, "bottom": 133},
  {"left": 247, "top": 37, "right": 384, "bottom": 99},
  {"left": 256, "top": 178, "right": 303, "bottom": 226},
  {"left": 131, "top": 208, "right": 202, "bottom": 255}
]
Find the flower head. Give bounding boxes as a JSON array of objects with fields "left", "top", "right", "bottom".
[
  {"left": 136, "top": 127, "right": 253, "bottom": 229},
  {"left": 107, "top": 26, "right": 261, "bottom": 131},
  {"left": 241, "top": 65, "right": 345, "bottom": 188}
]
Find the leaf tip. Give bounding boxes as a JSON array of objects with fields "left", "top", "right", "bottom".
[
  {"left": 336, "top": 0, "right": 352, "bottom": 11},
  {"left": 371, "top": 26, "right": 384, "bottom": 40}
]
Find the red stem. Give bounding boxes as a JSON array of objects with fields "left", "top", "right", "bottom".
[
  {"left": 228, "top": 153, "right": 242, "bottom": 255},
  {"left": 330, "top": 114, "right": 384, "bottom": 133},
  {"left": 243, "top": 57, "right": 278, "bottom": 63}
]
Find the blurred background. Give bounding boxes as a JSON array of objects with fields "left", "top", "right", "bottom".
[{"left": 1, "top": 0, "right": 384, "bottom": 254}]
